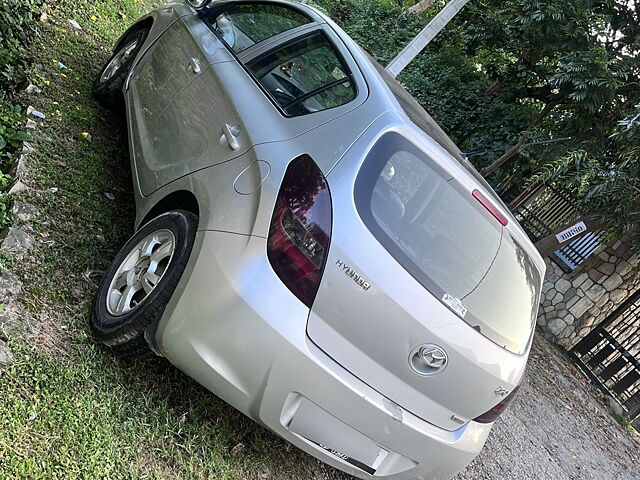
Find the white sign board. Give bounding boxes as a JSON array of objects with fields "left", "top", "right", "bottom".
[{"left": 556, "top": 221, "right": 587, "bottom": 243}]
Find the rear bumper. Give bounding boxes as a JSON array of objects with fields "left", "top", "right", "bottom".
[{"left": 156, "top": 230, "right": 491, "bottom": 479}]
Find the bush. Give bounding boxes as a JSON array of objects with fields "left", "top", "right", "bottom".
[
  {"left": 0, "top": 99, "right": 30, "bottom": 166},
  {"left": 312, "top": 0, "right": 500, "bottom": 149},
  {"left": 0, "top": 0, "right": 40, "bottom": 161},
  {"left": 0, "top": 0, "right": 42, "bottom": 92},
  {"left": 0, "top": 0, "right": 41, "bottom": 229}
]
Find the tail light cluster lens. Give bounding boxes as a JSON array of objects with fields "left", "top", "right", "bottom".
[
  {"left": 473, "top": 385, "right": 521, "bottom": 423},
  {"left": 267, "top": 155, "right": 332, "bottom": 307}
]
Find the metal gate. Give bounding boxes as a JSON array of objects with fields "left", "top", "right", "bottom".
[
  {"left": 509, "top": 183, "right": 606, "bottom": 271},
  {"left": 569, "top": 289, "right": 640, "bottom": 422}
]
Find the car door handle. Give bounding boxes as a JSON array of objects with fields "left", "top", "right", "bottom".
[
  {"left": 188, "top": 57, "right": 201, "bottom": 74},
  {"left": 221, "top": 123, "right": 241, "bottom": 151}
]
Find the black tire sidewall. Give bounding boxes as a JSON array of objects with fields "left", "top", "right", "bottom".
[
  {"left": 91, "top": 211, "right": 197, "bottom": 342},
  {"left": 92, "top": 28, "right": 148, "bottom": 110}
]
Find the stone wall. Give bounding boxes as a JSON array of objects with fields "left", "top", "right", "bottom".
[{"left": 537, "top": 238, "right": 640, "bottom": 348}]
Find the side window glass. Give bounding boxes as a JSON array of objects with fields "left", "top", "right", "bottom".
[
  {"left": 247, "top": 33, "right": 356, "bottom": 116},
  {"left": 213, "top": 4, "right": 311, "bottom": 53}
]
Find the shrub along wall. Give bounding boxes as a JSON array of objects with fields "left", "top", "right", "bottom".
[
  {"left": 537, "top": 237, "right": 640, "bottom": 348},
  {"left": 0, "top": 0, "right": 42, "bottom": 228},
  {"left": 0, "top": 0, "right": 42, "bottom": 92}
]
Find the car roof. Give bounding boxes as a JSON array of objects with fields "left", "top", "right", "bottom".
[
  {"left": 223, "top": 1, "right": 544, "bottom": 272},
  {"left": 314, "top": 15, "right": 545, "bottom": 271}
]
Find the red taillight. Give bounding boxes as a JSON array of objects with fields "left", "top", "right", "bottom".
[
  {"left": 473, "top": 385, "right": 521, "bottom": 423},
  {"left": 472, "top": 189, "right": 508, "bottom": 226},
  {"left": 267, "top": 155, "right": 332, "bottom": 307}
]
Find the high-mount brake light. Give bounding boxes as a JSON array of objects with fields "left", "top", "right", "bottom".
[
  {"left": 472, "top": 189, "right": 508, "bottom": 226},
  {"left": 267, "top": 155, "right": 332, "bottom": 308},
  {"left": 473, "top": 385, "right": 521, "bottom": 423}
]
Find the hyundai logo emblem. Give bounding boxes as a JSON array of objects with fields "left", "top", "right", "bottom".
[{"left": 410, "top": 344, "right": 448, "bottom": 376}]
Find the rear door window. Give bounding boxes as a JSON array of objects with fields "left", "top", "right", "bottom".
[
  {"left": 355, "top": 132, "right": 541, "bottom": 354},
  {"left": 211, "top": 3, "right": 312, "bottom": 53},
  {"left": 246, "top": 32, "right": 357, "bottom": 116}
]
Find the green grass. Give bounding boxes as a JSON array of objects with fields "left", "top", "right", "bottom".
[{"left": 0, "top": 1, "right": 342, "bottom": 478}]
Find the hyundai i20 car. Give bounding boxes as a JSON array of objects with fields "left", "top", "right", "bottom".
[{"left": 91, "top": 1, "right": 545, "bottom": 478}]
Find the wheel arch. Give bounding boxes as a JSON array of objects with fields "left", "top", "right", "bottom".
[
  {"left": 113, "top": 0, "right": 193, "bottom": 54},
  {"left": 137, "top": 190, "right": 200, "bottom": 230},
  {"left": 113, "top": 16, "right": 154, "bottom": 53}
]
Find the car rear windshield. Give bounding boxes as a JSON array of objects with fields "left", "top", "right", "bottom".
[{"left": 355, "top": 132, "right": 542, "bottom": 354}]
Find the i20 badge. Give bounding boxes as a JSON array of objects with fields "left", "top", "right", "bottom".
[{"left": 494, "top": 386, "right": 511, "bottom": 397}]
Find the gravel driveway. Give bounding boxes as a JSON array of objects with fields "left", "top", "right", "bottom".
[{"left": 456, "top": 334, "right": 640, "bottom": 479}]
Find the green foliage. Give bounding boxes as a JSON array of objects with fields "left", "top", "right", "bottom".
[
  {"left": 0, "top": 0, "right": 43, "bottom": 91},
  {"left": 614, "top": 414, "right": 638, "bottom": 433},
  {"left": 455, "top": 0, "right": 636, "bottom": 182},
  {"left": 0, "top": 193, "right": 11, "bottom": 230},
  {"left": 530, "top": 104, "right": 640, "bottom": 245},
  {"left": 0, "top": 100, "right": 23, "bottom": 229},
  {"left": 315, "top": 0, "right": 427, "bottom": 64},
  {"left": 0, "top": 100, "right": 30, "bottom": 166},
  {"left": 313, "top": 0, "right": 517, "bottom": 153},
  {"left": 0, "top": 0, "right": 40, "bottom": 230}
]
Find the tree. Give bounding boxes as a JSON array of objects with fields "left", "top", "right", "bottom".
[
  {"left": 472, "top": 0, "right": 640, "bottom": 241},
  {"left": 449, "top": 0, "right": 639, "bottom": 182},
  {"left": 315, "top": 0, "right": 639, "bottom": 206},
  {"left": 406, "top": 0, "right": 438, "bottom": 14},
  {"left": 531, "top": 104, "right": 640, "bottom": 245}
]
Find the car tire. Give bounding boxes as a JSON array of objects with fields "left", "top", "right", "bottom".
[
  {"left": 91, "top": 210, "right": 198, "bottom": 356},
  {"left": 92, "top": 28, "right": 148, "bottom": 110}
]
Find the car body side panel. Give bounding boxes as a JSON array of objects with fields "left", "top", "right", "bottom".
[
  {"left": 132, "top": 101, "right": 386, "bottom": 237},
  {"left": 133, "top": 60, "right": 255, "bottom": 196},
  {"left": 128, "top": 12, "right": 370, "bottom": 196}
]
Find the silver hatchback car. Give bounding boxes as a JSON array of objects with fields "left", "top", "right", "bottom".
[{"left": 91, "top": 1, "right": 545, "bottom": 478}]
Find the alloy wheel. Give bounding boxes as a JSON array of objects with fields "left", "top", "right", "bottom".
[
  {"left": 106, "top": 229, "right": 175, "bottom": 317},
  {"left": 100, "top": 37, "right": 140, "bottom": 83}
]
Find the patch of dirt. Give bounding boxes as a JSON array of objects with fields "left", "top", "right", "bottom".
[{"left": 456, "top": 334, "right": 640, "bottom": 479}]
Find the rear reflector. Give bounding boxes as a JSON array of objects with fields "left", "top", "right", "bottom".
[
  {"left": 267, "top": 155, "right": 332, "bottom": 308},
  {"left": 473, "top": 385, "right": 520, "bottom": 423},
  {"left": 472, "top": 189, "right": 508, "bottom": 226}
]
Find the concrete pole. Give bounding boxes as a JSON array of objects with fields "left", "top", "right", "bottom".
[{"left": 386, "top": 0, "right": 471, "bottom": 78}]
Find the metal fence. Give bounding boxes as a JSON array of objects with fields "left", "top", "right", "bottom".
[
  {"left": 569, "top": 288, "right": 640, "bottom": 424},
  {"left": 510, "top": 183, "right": 606, "bottom": 271},
  {"left": 511, "top": 183, "right": 579, "bottom": 240},
  {"left": 509, "top": 183, "right": 638, "bottom": 424}
]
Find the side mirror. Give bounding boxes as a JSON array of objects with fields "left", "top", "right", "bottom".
[{"left": 185, "top": 0, "right": 213, "bottom": 11}]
